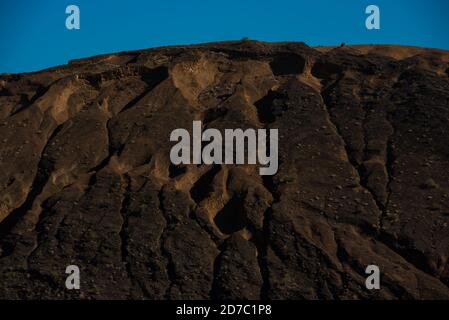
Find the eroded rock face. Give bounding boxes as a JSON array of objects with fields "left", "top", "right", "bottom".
[{"left": 1, "top": 41, "right": 449, "bottom": 299}]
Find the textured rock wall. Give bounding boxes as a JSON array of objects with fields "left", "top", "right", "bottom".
[{"left": 0, "top": 41, "right": 449, "bottom": 299}]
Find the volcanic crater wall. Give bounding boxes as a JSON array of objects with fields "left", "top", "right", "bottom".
[{"left": 0, "top": 41, "right": 449, "bottom": 299}]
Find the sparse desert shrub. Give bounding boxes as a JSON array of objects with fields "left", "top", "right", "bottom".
[{"left": 420, "top": 178, "right": 438, "bottom": 189}]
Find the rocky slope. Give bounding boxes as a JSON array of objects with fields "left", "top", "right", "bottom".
[{"left": 0, "top": 41, "right": 449, "bottom": 299}]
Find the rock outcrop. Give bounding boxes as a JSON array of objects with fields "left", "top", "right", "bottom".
[{"left": 0, "top": 41, "right": 449, "bottom": 299}]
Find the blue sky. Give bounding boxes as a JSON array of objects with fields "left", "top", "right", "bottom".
[{"left": 1, "top": 0, "right": 448, "bottom": 73}]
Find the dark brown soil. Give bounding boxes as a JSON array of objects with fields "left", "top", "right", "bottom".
[{"left": 1, "top": 41, "right": 449, "bottom": 299}]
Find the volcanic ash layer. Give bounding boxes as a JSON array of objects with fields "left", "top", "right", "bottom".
[{"left": 0, "top": 41, "right": 449, "bottom": 299}]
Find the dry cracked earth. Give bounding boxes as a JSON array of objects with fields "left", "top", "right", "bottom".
[{"left": 1, "top": 41, "right": 449, "bottom": 300}]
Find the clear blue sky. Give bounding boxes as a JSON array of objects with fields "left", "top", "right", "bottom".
[{"left": 1, "top": 0, "right": 448, "bottom": 73}]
